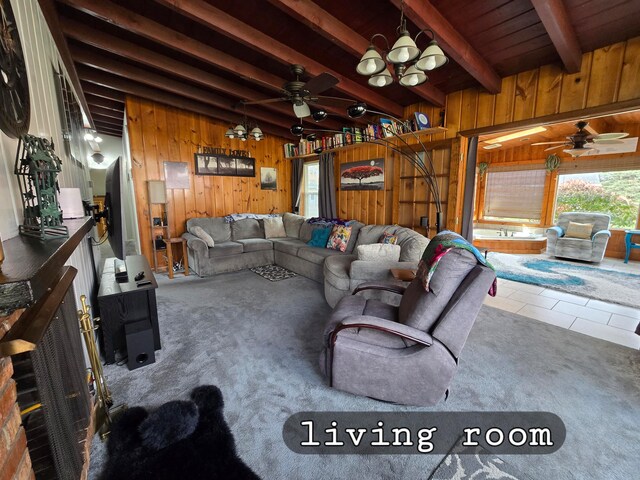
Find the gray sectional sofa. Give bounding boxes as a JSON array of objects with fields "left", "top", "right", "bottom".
[{"left": 182, "top": 213, "right": 429, "bottom": 306}]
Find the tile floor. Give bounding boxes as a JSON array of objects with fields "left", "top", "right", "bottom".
[{"left": 485, "top": 278, "right": 640, "bottom": 350}]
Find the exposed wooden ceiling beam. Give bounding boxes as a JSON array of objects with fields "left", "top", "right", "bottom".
[
  {"left": 70, "top": 45, "right": 297, "bottom": 131},
  {"left": 81, "top": 83, "right": 125, "bottom": 102},
  {"left": 90, "top": 105, "right": 124, "bottom": 120},
  {"left": 77, "top": 67, "right": 294, "bottom": 139},
  {"left": 267, "top": 0, "right": 445, "bottom": 106},
  {"left": 37, "top": 0, "right": 95, "bottom": 127},
  {"left": 95, "top": 129, "right": 122, "bottom": 137},
  {"left": 85, "top": 94, "right": 125, "bottom": 112},
  {"left": 60, "top": 18, "right": 345, "bottom": 129},
  {"left": 530, "top": 0, "right": 582, "bottom": 73},
  {"left": 391, "top": 0, "right": 502, "bottom": 94},
  {"left": 154, "top": 0, "right": 404, "bottom": 116},
  {"left": 93, "top": 122, "right": 122, "bottom": 133}
]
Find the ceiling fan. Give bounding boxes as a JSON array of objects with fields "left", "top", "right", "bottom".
[
  {"left": 531, "top": 121, "right": 629, "bottom": 155},
  {"left": 241, "top": 64, "right": 347, "bottom": 118}
]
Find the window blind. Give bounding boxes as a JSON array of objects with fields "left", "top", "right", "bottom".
[{"left": 483, "top": 169, "right": 546, "bottom": 221}]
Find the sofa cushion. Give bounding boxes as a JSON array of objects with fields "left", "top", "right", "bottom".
[
  {"left": 326, "top": 225, "right": 353, "bottom": 252},
  {"left": 363, "top": 299, "right": 398, "bottom": 322},
  {"left": 398, "top": 249, "right": 477, "bottom": 332},
  {"left": 398, "top": 235, "right": 429, "bottom": 262},
  {"left": 263, "top": 217, "right": 287, "bottom": 239},
  {"left": 565, "top": 221, "right": 593, "bottom": 239},
  {"left": 323, "top": 255, "right": 357, "bottom": 290},
  {"left": 307, "top": 226, "right": 333, "bottom": 247},
  {"left": 299, "top": 222, "right": 325, "bottom": 243},
  {"left": 356, "top": 225, "right": 400, "bottom": 247},
  {"left": 283, "top": 212, "right": 306, "bottom": 238},
  {"left": 271, "top": 238, "right": 307, "bottom": 256},
  {"left": 231, "top": 219, "right": 264, "bottom": 240},
  {"left": 209, "top": 241, "right": 244, "bottom": 258},
  {"left": 344, "top": 221, "right": 364, "bottom": 254},
  {"left": 191, "top": 225, "right": 214, "bottom": 247},
  {"left": 297, "top": 246, "right": 344, "bottom": 265},
  {"left": 235, "top": 238, "right": 273, "bottom": 253},
  {"left": 187, "top": 217, "right": 231, "bottom": 243},
  {"left": 356, "top": 243, "right": 401, "bottom": 262}
]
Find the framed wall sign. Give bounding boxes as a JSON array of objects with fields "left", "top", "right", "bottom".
[{"left": 194, "top": 147, "right": 255, "bottom": 177}]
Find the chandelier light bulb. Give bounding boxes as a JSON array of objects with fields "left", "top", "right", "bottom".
[
  {"left": 407, "top": 75, "right": 419, "bottom": 86},
  {"left": 364, "top": 58, "right": 378, "bottom": 74},
  {"left": 375, "top": 76, "right": 387, "bottom": 87},
  {"left": 424, "top": 55, "right": 437, "bottom": 71},
  {"left": 397, "top": 47, "right": 410, "bottom": 63}
]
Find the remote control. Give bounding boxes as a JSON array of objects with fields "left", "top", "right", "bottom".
[
  {"left": 134, "top": 271, "right": 145, "bottom": 281},
  {"left": 136, "top": 280, "right": 152, "bottom": 287}
]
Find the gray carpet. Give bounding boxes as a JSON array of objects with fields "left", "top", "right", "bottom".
[{"left": 89, "top": 271, "right": 640, "bottom": 480}]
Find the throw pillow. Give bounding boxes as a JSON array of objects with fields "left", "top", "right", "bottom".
[
  {"left": 191, "top": 226, "right": 214, "bottom": 247},
  {"left": 263, "top": 216, "right": 287, "bottom": 239},
  {"left": 326, "top": 225, "right": 353, "bottom": 252},
  {"left": 380, "top": 232, "right": 399, "bottom": 244},
  {"left": 357, "top": 243, "right": 401, "bottom": 262},
  {"left": 565, "top": 221, "right": 593, "bottom": 239},
  {"left": 307, "top": 226, "right": 332, "bottom": 247}
]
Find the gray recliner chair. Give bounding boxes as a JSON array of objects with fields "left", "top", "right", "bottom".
[
  {"left": 319, "top": 249, "right": 496, "bottom": 406},
  {"left": 546, "top": 212, "right": 611, "bottom": 263}
]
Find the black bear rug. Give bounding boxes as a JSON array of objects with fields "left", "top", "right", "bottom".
[{"left": 99, "top": 385, "right": 260, "bottom": 480}]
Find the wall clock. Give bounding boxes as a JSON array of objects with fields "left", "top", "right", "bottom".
[{"left": 0, "top": 0, "right": 30, "bottom": 138}]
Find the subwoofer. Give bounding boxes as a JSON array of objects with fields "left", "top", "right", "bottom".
[{"left": 125, "top": 320, "right": 156, "bottom": 370}]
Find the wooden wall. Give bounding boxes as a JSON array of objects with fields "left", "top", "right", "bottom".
[{"left": 126, "top": 97, "right": 291, "bottom": 266}]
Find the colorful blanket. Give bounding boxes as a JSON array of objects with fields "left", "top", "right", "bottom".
[
  {"left": 417, "top": 230, "right": 497, "bottom": 296},
  {"left": 223, "top": 213, "right": 279, "bottom": 223}
]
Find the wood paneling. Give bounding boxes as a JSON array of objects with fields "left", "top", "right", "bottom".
[{"left": 126, "top": 96, "right": 291, "bottom": 267}]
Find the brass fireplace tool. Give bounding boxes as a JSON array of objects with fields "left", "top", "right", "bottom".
[{"left": 78, "top": 295, "right": 125, "bottom": 439}]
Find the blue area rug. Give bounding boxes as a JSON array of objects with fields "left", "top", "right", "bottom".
[{"left": 487, "top": 252, "right": 640, "bottom": 308}]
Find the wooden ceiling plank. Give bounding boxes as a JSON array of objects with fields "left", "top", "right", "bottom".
[
  {"left": 153, "top": 0, "right": 404, "bottom": 115},
  {"left": 77, "top": 67, "right": 294, "bottom": 139},
  {"left": 37, "top": 0, "right": 95, "bottom": 127},
  {"left": 92, "top": 114, "right": 123, "bottom": 127},
  {"left": 59, "top": 17, "right": 344, "bottom": 127},
  {"left": 266, "top": 0, "right": 445, "bottom": 106},
  {"left": 530, "top": 0, "right": 582, "bottom": 73},
  {"left": 90, "top": 105, "right": 124, "bottom": 120},
  {"left": 70, "top": 45, "right": 297, "bottom": 131},
  {"left": 81, "top": 83, "right": 125, "bottom": 102},
  {"left": 85, "top": 94, "right": 125, "bottom": 112},
  {"left": 391, "top": 0, "right": 502, "bottom": 94}
]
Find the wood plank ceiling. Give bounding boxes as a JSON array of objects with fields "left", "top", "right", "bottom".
[{"left": 44, "top": 0, "right": 640, "bottom": 139}]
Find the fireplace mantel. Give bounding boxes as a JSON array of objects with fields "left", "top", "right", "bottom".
[{"left": 0, "top": 217, "right": 94, "bottom": 317}]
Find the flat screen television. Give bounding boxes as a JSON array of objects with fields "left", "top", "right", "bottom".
[{"left": 104, "top": 156, "right": 126, "bottom": 261}]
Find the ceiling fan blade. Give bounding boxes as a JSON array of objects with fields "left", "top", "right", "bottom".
[
  {"left": 531, "top": 141, "right": 567, "bottom": 146},
  {"left": 593, "top": 132, "right": 629, "bottom": 140},
  {"left": 545, "top": 144, "right": 568, "bottom": 151},
  {"left": 311, "top": 95, "right": 358, "bottom": 108},
  {"left": 304, "top": 73, "right": 339, "bottom": 95},
  {"left": 241, "top": 97, "right": 288, "bottom": 106},
  {"left": 591, "top": 138, "right": 624, "bottom": 144},
  {"left": 293, "top": 101, "right": 311, "bottom": 118}
]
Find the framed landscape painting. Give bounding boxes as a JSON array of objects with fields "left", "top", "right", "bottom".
[
  {"left": 195, "top": 153, "right": 255, "bottom": 177},
  {"left": 340, "top": 158, "right": 384, "bottom": 190},
  {"left": 260, "top": 167, "right": 277, "bottom": 190}
]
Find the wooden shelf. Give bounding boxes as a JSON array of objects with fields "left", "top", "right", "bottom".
[{"left": 286, "top": 127, "right": 447, "bottom": 159}]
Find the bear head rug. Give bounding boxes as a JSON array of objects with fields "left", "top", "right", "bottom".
[{"left": 99, "top": 385, "right": 260, "bottom": 480}]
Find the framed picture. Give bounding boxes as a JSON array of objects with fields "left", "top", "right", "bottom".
[
  {"left": 194, "top": 153, "right": 255, "bottom": 177},
  {"left": 164, "top": 161, "right": 190, "bottom": 189},
  {"left": 414, "top": 111, "right": 431, "bottom": 130},
  {"left": 340, "top": 158, "right": 384, "bottom": 191},
  {"left": 260, "top": 167, "right": 277, "bottom": 190},
  {"left": 379, "top": 118, "right": 395, "bottom": 137}
]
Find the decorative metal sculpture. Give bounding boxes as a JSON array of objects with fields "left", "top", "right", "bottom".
[
  {"left": 545, "top": 153, "right": 561, "bottom": 174},
  {"left": 14, "top": 135, "right": 69, "bottom": 240},
  {"left": 478, "top": 162, "right": 489, "bottom": 178}
]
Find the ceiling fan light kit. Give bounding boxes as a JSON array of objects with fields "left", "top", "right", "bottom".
[
  {"left": 356, "top": 1, "right": 448, "bottom": 88},
  {"left": 529, "top": 121, "right": 630, "bottom": 157}
]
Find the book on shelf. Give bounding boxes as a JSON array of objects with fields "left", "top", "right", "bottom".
[{"left": 283, "top": 116, "right": 440, "bottom": 158}]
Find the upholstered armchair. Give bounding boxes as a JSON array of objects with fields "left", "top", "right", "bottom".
[
  {"left": 546, "top": 212, "right": 611, "bottom": 262},
  {"left": 319, "top": 249, "right": 496, "bottom": 406}
]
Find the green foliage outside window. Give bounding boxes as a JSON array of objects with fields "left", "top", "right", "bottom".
[{"left": 555, "top": 171, "right": 640, "bottom": 229}]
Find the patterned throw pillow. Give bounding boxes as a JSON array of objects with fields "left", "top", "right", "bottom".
[
  {"left": 307, "top": 226, "right": 332, "bottom": 247},
  {"left": 380, "top": 232, "right": 399, "bottom": 244},
  {"left": 565, "top": 221, "right": 593, "bottom": 239},
  {"left": 326, "top": 225, "right": 353, "bottom": 252}
]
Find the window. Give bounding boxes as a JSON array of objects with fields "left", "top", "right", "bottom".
[
  {"left": 483, "top": 169, "right": 546, "bottom": 223},
  {"left": 302, "top": 161, "right": 319, "bottom": 218},
  {"left": 555, "top": 171, "right": 640, "bottom": 229}
]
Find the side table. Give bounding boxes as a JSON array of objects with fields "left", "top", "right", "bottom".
[
  {"left": 390, "top": 268, "right": 417, "bottom": 281},
  {"left": 624, "top": 230, "right": 640, "bottom": 264},
  {"left": 163, "top": 237, "right": 189, "bottom": 279}
]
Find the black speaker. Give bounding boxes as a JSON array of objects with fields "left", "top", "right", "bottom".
[{"left": 125, "top": 320, "right": 155, "bottom": 370}]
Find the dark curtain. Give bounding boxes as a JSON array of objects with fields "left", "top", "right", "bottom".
[
  {"left": 290, "top": 158, "right": 304, "bottom": 213},
  {"left": 318, "top": 152, "right": 337, "bottom": 218},
  {"left": 461, "top": 136, "right": 478, "bottom": 242}
]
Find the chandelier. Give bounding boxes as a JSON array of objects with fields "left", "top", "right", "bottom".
[
  {"left": 224, "top": 109, "right": 264, "bottom": 142},
  {"left": 356, "top": 1, "right": 448, "bottom": 88}
]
